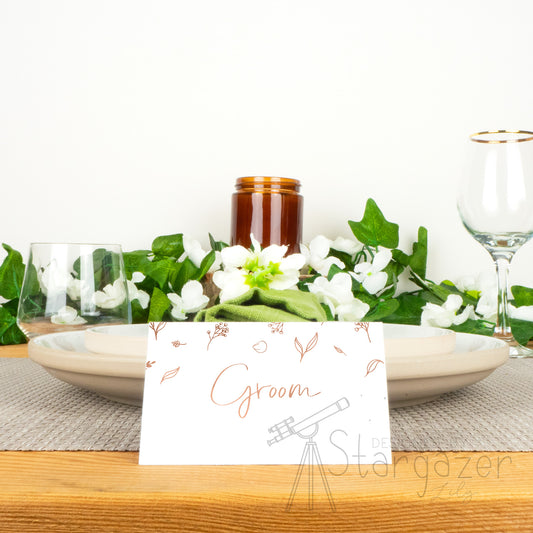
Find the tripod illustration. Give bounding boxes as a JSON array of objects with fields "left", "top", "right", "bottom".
[{"left": 267, "top": 398, "right": 350, "bottom": 511}]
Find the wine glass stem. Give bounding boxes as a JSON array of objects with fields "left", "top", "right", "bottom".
[{"left": 493, "top": 253, "right": 513, "bottom": 341}]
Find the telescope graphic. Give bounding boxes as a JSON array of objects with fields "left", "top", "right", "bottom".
[{"left": 267, "top": 398, "right": 350, "bottom": 511}]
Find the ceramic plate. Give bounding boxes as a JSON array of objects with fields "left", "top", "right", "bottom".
[
  {"left": 28, "top": 329, "right": 507, "bottom": 408},
  {"left": 84, "top": 323, "right": 456, "bottom": 359}
]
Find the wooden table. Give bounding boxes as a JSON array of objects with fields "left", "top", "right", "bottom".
[{"left": 1, "top": 345, "right": 532, "bottom": 532}]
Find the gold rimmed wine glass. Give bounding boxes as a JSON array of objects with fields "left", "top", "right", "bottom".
[{"left": 457, "top": 130, "right": 533, "bottom": 358}]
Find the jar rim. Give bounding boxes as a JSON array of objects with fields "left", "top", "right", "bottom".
[{"left": 235, "top": 176, "right": 301, "bottom": 193}]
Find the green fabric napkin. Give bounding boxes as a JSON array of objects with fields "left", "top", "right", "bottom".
[{"left": 194, "top": 288, "right": 327, "bottom": 322}]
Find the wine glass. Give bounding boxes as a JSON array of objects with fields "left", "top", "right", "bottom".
[
  {"left": 17, "top": 243, "right": 132, "bottom": 339},
  {"left": 457, "top": 130, "right": 533, "bottom": 358}
]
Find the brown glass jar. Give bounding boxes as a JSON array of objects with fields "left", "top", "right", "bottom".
[{"left": 230, "top": 177, "right": 303, "bottom": 254}]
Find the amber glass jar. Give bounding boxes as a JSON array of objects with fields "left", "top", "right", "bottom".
[{"left": 230, "top": 177, "right": 303, "bottom": 254}]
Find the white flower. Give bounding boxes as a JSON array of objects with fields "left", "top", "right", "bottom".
[
  {"left": 455, "top": 271, "right": 497, "bottom": 322},
  {"left": 131, "top": 271, "right": 145, "bottom": 283},
  {"left": 510, "top": 304, "right": 533, "bottom": 322},
  {"left": 300, "top": 235, "right": 344, "bottom": 276},
  {"left": 93, "top": 279, "right": 127, "bottom": 309},
  {"left": 126, "top": 280, "right": 150, "bottom": 309},
  {"left": 421, "top": 294, "right": 476, "bottom": 328},
  {"left": 50, "top": 305, "right": 87, "bottom": 325},
  {"left": 330, "top": 236, "right": 363, "bottom": 256},
  {"left": 38, "top": 261, "right": 73, "bottom": 296},
  {"left": 351, "top": 249, "right": 392, "bottom": 295},
  {"left": 213, "top": 236, "right": 305, "bottom": 302},
  {"left": 307, "top": 272, "right": 369, "bottom": 321},
  {"left": 167, "top": 280, "right": 209, "bottom": 320},
  {"left": 181, "top": 235, "right": 222, "bottom": 272}
]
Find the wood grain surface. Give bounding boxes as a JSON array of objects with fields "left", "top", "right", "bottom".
[{"left": 1, "top": 345, "right": 532, "bottom": 531}]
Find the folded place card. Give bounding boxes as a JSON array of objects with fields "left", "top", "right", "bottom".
[{"left": 139, "top": 321, "right": 391, "bottom": 465}]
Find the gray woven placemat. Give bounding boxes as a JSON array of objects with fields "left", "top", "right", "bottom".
[{"left": 0, "top": 358, "right": 531, "bottom": 452}]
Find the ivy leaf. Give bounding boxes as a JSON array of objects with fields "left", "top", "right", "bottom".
[
  {"left": 449, "top": 319, "right": 494, "bottom": 337},
  {"left": 171, "top": 257, "right": 198, "bottom": 294},
  {"left": 381, "top": 292, "right": 426, "bottom": 325},
  {"left": 511, "top": 285, "right": 533, "bottom": 307},
  {"left": 131, "top": 299, "right": 149, "bottom": 324},
  {"left": 327, "top": 263, "right": 345, "bottom": 281},
  {"left": 348, "top": 198, "right": 399, "bottom": 249},
  {"left": 194, "top": 250, "right": 216, "bottom": 281},
  {"left": 148, "top": 287, "right": 171, "bottom": 322},
  {"left": 123, "top": 250, "right": 152, "bottom": 279},
  {"left": 510, "top": 318, "right": 533, "bottom": 346},
  {"left": 0, "top": 244, "right": 25, "bottom": 300},
  {"left": 410, "top": 226, "right": 428, "bottom": 279},
  {"left": 364, "top": 299, "right": 399, "bottom": 322},
  {"left": 209, "top": 233, "right": 228, "bottom": 252},
  {"left": 0, "top": 306, "right": 26, "bottom": 345},
  {"left": 144, "top": 258, "right": 182, "bottom": 290},
  {"left": 152, "top": 234, "right": 184, "bottom": 258}
]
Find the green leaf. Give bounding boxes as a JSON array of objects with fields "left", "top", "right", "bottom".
[
  {"left": 209, "top": 233, "right": 228, "bottom": 252},
  {"left": 410, "top": 226, "right": 428, "bottom": 279},
  {"left": 131, "top": 299, "right": 149, "bottom": 324},
  {"left": 123, "top": 250, "right": 153, "bottom": 279},
  {"left": 449, "top": 319, "right": 494, "bottom": 337},
  {"left": 148, "top": 287, "right": 171, "bottom": 322},
  {"left": 194, "top": 250, "right": 216, "bottom": 281},
  {"left": 171, "top": 257, "right": 198, "bottom": 294},
  {"left": 0, "top": 244, "right": 25, "bottom": 300},
  {"left": 511, "top": 285, "right": 533, "bottom": 307},
  {"left": 144, "top": 259, "right": 182, "bottom": 290},
  {"left": 327, "top": 263, "right": 344, "bottom": 281},
  {"left": 510, "top": 318, "right": 533, "bottom": 346},
  {"left": 0, "top": 306, "right": 26, "bottom": 345},
  {"left": 348, "top": 199, "right": 399, "bottom": 249},
  {"left": 381, "top": 292, "right": 426, "bottom": 325},
  {"left": 152, "top": 234, "right": 184, "bottom": 258},
  {"left": 392, "top": 248, "right": 410, "bottom": 267},
  {"left": 364, "top": 298, "right": 400, "bottom": 321}
]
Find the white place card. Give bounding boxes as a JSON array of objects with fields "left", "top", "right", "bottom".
[{"left": 139, "top": 321, "right": 391, "bottom": 465}]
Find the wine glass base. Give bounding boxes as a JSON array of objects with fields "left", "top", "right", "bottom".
[{"left": 509, "top": 343, "right": 533, "bottom": 359}]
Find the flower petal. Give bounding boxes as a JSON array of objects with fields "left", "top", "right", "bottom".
[
  {"left": 363, "top": 271, "right": 388, "bottom": 295},
  {"left": 220, "top": 245, "right": 250, "bottom": 270},
  {"left": 260, "top": 244, "right": 287, "bottom": 266},
  {"left": 371, "top": 249, "right": 392, "bottom": 272},
  {"left": 309, "top": 235, "right": 332, "bottom": 259}
]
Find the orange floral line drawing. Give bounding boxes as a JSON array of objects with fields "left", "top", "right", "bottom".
[
  {"left": 171, "top": 340, "right": 187, "bottom": 348},
  {"left": 365, "top": 359, "right": 384, "bottom": 377},
  {"left": 146, "top": 360, "right": 156, "bottom": 368},
  {"left": 268, "top": 322, "right": 284, "bottom": 335},
  {"left": 206, "top": 322, "right": 229, "bottom": 351},
  {"left": 294, "top": 332, "right": 319, "bottom": 362},
  {"left": 253, "top": 340, "right": 268, "bottom": 353},
  {"left": 354, "top": 322, "right": 371, "bottom": 343},
  {"left": 334, "top": 346, "right": 347, "bottom": 356},
  {"left": 149, "top": 322, "right": 167, "bottom": 341},
  {"left": 160, "top": 366, "right": 180, "bottom": 384}
]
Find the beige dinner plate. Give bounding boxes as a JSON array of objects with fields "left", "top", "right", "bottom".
[{"left": 28, "top": 327, "right": 508, "bottom": 408}]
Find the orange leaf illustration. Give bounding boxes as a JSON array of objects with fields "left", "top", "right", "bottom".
[
  {"left": 160, "top": 366, "right": 180, "bottom": 384},
  {"left": 149, "top": 322, "right": 167, "bottom": 341},
  {"left": 365, "top": 359, "right": 384, "bottom": 377},
  {"left": 253, "top": 340, "right": 268, "bottom": 353},
  {"left": 295, "top": 332, "right": 319, "bottom": 362},
  {"left": 334, "top": 346, "right": 347, "bottom": 356}
]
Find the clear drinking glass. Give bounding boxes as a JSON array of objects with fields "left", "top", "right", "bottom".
[
  {"left": 17, "top": 243, "right": 131, "bottom": 339},
  {"left": 457, "top": 130, "right": 533, "bottom": 358}
]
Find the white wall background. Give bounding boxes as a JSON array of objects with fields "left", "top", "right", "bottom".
[{"left": 1, "top": 0, "right": 532, "bottom": 286}]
